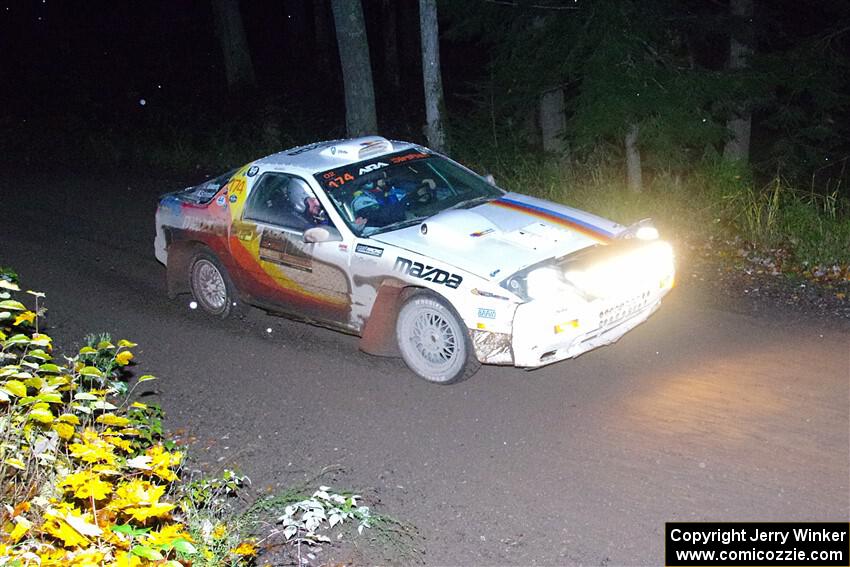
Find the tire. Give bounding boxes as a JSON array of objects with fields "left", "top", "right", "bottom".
[
  {"left": 396, "top": 292, "right": 481, "bottom": 384},
  {"left": 188, "top": 251, "right": 238, "bottom": 318}
]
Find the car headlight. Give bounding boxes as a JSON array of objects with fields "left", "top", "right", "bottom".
[
  {"left": 501, "top": 265, "right": 558, "bottom": 301},
  {"left": 501, "top": 239, "right": 675, "bottom": 302},
  {"left": 501, "top": 264, "right": 582, "bottom": 302},
  {"left": 526, "top": 266, "right": 570, "bottom": 300},
  {"left": 565, "top": 240, "right": 674, "bottom": 299}
]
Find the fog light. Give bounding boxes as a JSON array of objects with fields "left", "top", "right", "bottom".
[
  {"left": 636, "top": 226, "right": 659, "bottom": 240},
  {"left": 554, "top": 319, "right": 580, "bottom": 334}
]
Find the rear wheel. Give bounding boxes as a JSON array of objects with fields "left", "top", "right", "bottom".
[
  {"left": 396, "top": 292, "right": 480, "bottom": 384},
  {"left": 188, "top": 251, "right": 238, "bottom": 318}
]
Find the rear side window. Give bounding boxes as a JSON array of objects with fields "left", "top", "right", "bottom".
[{"left": 175, "top": 169, "right": 237, "bottom": 204}]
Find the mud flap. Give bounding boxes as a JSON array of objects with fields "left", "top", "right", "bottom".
[{"left": 359, "top": 281, "right": 405, "bottom": 357}]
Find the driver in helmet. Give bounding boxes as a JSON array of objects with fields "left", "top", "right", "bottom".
[
  {"left": 288, "top": 177, "right": 328, "bottom": 226},
  {"left": 350, "top": 178, "right": 435, "bottom": 231}
]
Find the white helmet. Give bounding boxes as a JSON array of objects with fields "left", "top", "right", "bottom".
[{"left": 288, "top": 177, "right": 313, "bottom": 213}]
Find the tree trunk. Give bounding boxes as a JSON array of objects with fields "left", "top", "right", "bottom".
[
  {"left": 539, "top": 87, "right": 569, "bottom": 161},
  {"left": 625, "top": 123, "right": 643, "bottom": 192},
  {"left": 312, "top": 0, "right": 333, "bottom": 74},
  {"left": 382, "top": 0, "right": 401, "bottom": 90},
  {"left": 419, "top": 0, "right": 446, "bottom": 151},
  {"left": 211, "top": 0, "right": 256, "bottom": 93},
  {"left": 330, "top": 0, "right": 378, "bottom": 137},
  {"left": 723, "top": 0, "right": 754, "bottom": 162}
]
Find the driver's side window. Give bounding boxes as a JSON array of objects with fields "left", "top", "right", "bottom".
[{"left": 243, "top": 173, "right": 313, "bottom": 232}]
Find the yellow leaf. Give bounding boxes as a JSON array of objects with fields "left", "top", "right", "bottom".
[
  {"left": 69, "top": 428, "right": 117, "bottom": 465},
  {"left": 60, "top": 470, "right": 113, "bottom": 500},
  {"left": 43, "top": 514, "right": 91, "bottom": 548},
  {"left": 96, "top": 413, "right": 131, "bottom": 427},
  {"left": 146, "top": 445, "right": 183, "bottom": 482},
  {"left": 3, "top": 379, "right": 27, "bottom": 397},
  {"left": 232, "top": 541, "right": 258, "bottom": 557},
  {"left": 212, "top": 523, "right": 227, "bottom": 539},
  {"left": 113, "top": 550, "right": 144, "bottom": 567},
  {"left": 104, "top": 434, "right": 133, "bottom": 453},
  {"left": 31, "top": 333, "right": 52, "bottom": 349},
  {"left": 57, "top": 413, "right": 81, "bottom": 425},
  {"left": 29, "top": 403, "right": 54, "bottom": 424},
  {"left": 145, "top": 523, "right": 192, "bottom": 547},
  {"left": 52, "top": 421, "right": 76, "bottom": 441},
  {"left": 8, "top": 516, "right": 31, "bottom": 542},
  {"left": 23, "top": 376, "right": 44, "bottom": 389},
  {"left": 78, "top": 366, "right": 103, "bottom": 378},
  {"left": 124, "top": 501, "right": 175, "bottom": 523},
  {"left": 115, "top": 351, "right": 134, "bottom": 366},
  {"left": 4, "top": 457, "right": 25, "bottom": 470},
  {"left": 130, "top": 401, "right": 148, "bottom": 409},
  {"left": 110, "top": 480, "right": 174, "bottom": 522},
  {"left": 13, "top": 310, "right": 35, "bottom": 326},
  {"left": 117, "top": 339, "right": 138, "bottom": 348}
]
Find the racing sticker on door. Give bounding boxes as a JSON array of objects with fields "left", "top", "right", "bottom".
[{"left": 259, "top": 231, "right": 312, "bottom": 272}]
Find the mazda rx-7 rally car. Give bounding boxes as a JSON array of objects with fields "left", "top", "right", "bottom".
[{"left": 154, "top": 137, "right": 675, "bottom": 384}]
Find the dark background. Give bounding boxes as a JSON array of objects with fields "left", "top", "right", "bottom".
[{"left": 2, "top": 0, "right": 849, "bottom": 185}]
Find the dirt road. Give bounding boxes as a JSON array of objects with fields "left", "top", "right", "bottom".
[{"left": 2, "top": 173, "right": 847, "bottom": 565}]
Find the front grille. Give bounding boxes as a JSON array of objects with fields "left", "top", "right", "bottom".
[{"left": 598, "top": 290, "right": 651, "bottom": 328}]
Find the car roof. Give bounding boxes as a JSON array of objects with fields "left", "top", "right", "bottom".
[{"left": 253, "top": 136, "right": 420, "bottom": 175}]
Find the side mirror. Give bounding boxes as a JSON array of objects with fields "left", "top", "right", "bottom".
[
  {"left": 303, "top": 225, "right": 342, "bottom": 243},
  {"left": 484, "top": 173, "right": 496, "bottom": 186}
]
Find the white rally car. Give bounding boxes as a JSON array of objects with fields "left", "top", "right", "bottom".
[{"left": 155, "top": 137, "right": 675, "bottom": 384}]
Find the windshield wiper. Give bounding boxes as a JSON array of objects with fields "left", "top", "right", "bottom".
[
  {"left": 369, "top": 217, "right": 425, "bottom": 236},
  {"left": 449, "top": 195, "right": 497, "bottom": 211}
]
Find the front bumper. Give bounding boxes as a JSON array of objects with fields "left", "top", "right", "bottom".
[
  {"left": 511, "top": 289, "right": 665, "bottom": 367},
  {"left": 470, "top": 282, "right": 671, "bottom": 368}
]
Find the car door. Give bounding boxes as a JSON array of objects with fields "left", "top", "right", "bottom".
[{"left": 230, "top": 172, "right": 352, "bottom": 325}]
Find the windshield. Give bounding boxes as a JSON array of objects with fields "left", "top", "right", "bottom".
[{"left": 315, "top": 150, "right": 503, "bottom": 237}]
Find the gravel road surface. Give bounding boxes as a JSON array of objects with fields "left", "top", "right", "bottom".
[{"left": 2, "top": 173, "right": 847, "bottom": 565}]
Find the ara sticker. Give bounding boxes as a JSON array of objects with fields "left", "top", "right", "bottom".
[
  {"left": 247, "top": 165, "right": 259, "bottom": 177},
  {"left": 477, "top": 308, "right": 497, "bottom": 319},
  {"left": 229, "top": 194, "right": 238, "bottom": 203},
  {"left": 355, "top": 243, "right": 383, "bottom": 257},
  {"left": 470, "top": 228, "right": 495, "bottom": 237},
  {"left": 216, "top": 195, "right": 227, "bottom": 207},
  {"left": 358, "top": 161, "right": 388, "bottom": 175}
]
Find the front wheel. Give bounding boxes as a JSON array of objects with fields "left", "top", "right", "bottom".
[
  {"left": 396, "top": 293, "right": 480, "bottom": 384},
  {"left": 188, "top": 251, "right": 238, "bottom": 318}
]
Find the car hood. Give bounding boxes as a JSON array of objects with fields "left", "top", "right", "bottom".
[{"left": 370, "top": 193, "right": 624, "bottom": 281}]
